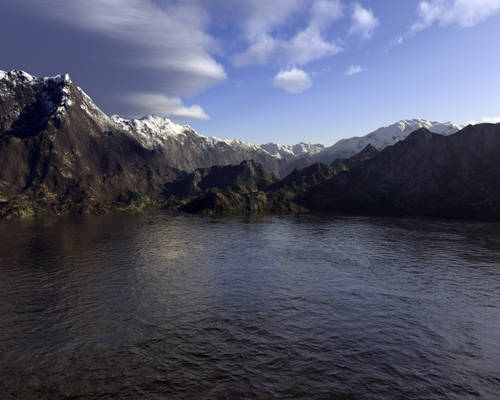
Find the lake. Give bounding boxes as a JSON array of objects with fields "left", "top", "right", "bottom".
[{"left": 1, "top": 213, "right": 499, "bottom": 399}]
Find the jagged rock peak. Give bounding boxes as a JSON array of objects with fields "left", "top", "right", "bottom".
[
  {"left": 0, "top": 69, "right": 72, "bottom": 85},
  {"left": 0, "top": 69, "right": 116, "bottom": 133}
]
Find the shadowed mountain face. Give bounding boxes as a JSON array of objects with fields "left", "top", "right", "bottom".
[
  {"left": 0, "top": 71, "right": 180, "bottom": 217},
  {"left": 302, "top": 124, "right": 500, "bottom": 220}
]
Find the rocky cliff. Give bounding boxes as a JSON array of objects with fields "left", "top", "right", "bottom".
[{"left": 0, "top": 70, "right": 179, "bottom": 218}]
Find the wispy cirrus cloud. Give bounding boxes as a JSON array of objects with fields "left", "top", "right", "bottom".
[
  {"left": 411, "top": 0, "right": 500, "bottom": 33},
  {"left": 395, "top": 0, "right": 500, "bottom": 46},
  {"left": 345, "top": 64, "right": 365, "bottom": 76}
]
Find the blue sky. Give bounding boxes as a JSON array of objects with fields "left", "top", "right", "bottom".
[{"left": 1, "top": 0, "right": 500, "bottom": 145}]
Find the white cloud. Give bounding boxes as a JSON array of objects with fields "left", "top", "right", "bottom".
[
  {"left": 345, "top": 64, "right": 364, "bottom": 76},
  {"left": 240, "top": 0, "right": 306, "bottom": 40},
  {"left": 469, "top": 116, "right": 500, "bottom": 124},
  {"left": 311, "top": 0, "right": 345, "bottom": 29},
  {"left": 411, "top": 0, "right": 500, "bottom": 34},
  {"left": 284, "top": 26, "right": 342, "bottom": 65},
  {"left": 233, "top": 34, "right": 278, "bottom": 66},
  {"left": 234, "top": 0, "right": 343, "bottom": 67},
  {"left": 124, "top": 93, "right": 210, "bottom": 121},
  {"left": 21, "top": 0, "right": 226, "bottom": 95},
  {"left": 349, "top": 3, "right": 379, "bottom": 39},
  {"left": 481, "top": 116, "right": 500, "bottom": 123},
  {"left": 273, "top": 68, "right": 313, "bottom": 93}
]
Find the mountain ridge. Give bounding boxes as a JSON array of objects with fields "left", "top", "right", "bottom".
[
  {"left": 0, "top": 70, "right": 465, "bottom": 177},
  {"left": 2, "top": 69, "right": 498, "bottom": 220}
]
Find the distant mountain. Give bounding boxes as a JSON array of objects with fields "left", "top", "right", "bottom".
[
  {"left": 309, "top": 119, "right": 463, "bottom": 165},
  {"left": 259, "top": 142, "right": 325, "bottom": 159},
  {"left": 173, "top": 123, "right": 500, "bottom": 221},
  {"left": 112, "top": 114, "right": 288, "bottom": 176},
  {"left": 301, "top": 123, "right": 500, "bottom": 220}
]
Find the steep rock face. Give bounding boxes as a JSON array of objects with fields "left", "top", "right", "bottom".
[
  {"left": 309, "top": 119, "right": 463, "bottom": 165},
  {"left": 113, "top": 115, "right": 289, "bottom": 177},
  {"left": 303, "top": 124, "right": 500, "bottom": 220},
  {"left": 0, "top": 70, "right": 179, "bottom": 217}
]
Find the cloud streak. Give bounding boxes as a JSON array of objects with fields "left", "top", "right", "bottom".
[
  {"left": 21, "top": 0, "right": 227, "bottom": 94},
  {"left": 411, "top": 0, "right": 500, "bottom": 33},
  {"left": 123, "top": 93, "right": 210, "bottom": 121},
  {"left": 395, "top": 0, "right": 500, "bottom": 46},
  {"left": 345, "top": 64, "right": 365, "bottom": 76},
  {"left": 9, "top": 0, "right": 227, "bottom": 120},
  {"left": 468, "top": 116, "right": 500, "bottom": 125}
]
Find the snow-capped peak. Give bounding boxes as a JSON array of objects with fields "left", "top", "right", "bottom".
[
  {"left": 364, "top": 119, "right": 463, "bottom": 146},
  {"left": 0, "top": 69, "right": 72, "bottom": 86},
  {"left": 314, "top": 118, "right": 464, "bottom": 163},
  {"left": 111, "top": 114, "right": 190, "bottom": 149},
  {"left": 0, "top": 69, "right": 77, "bottom": 124},
  {"left": 110, "top": 113, "right": 268, "bottom": 154},
  {"left": 0, "top": 69, "right": 37, "bottom": 86}
]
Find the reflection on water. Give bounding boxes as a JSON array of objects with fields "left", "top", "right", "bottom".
[{"left": 0, "top": 213, "right": 499, "bottom": 399}]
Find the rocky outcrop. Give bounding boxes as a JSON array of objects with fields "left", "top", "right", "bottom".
[{"left": 164, "top": 160, "right": 277, "bottom": 215}]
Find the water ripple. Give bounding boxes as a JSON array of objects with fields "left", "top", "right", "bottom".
[{"left": 0, "top": 213, "right": 499, "bottom": 399}]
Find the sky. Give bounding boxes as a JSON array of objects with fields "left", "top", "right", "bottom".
[{"left": 1, "top": 0, "right": 500, "bottom": 145}]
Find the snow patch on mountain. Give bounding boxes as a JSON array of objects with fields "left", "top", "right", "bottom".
[
  {"left": 315, "top": 119, "right": 464, "bottom": 162},
  {"left": 260, "top": 142, "right": 326, "bottom": 159},
  {"left": 112, "top": 114, "right": 268, "bottom": 154}
]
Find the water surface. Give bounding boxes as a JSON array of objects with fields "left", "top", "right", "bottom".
[{"left": 0, "top": 213, "right": 499, "bottom": 399}]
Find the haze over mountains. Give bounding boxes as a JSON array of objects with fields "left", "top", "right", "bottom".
[{"left": 0, "top": 69, "right": 497, "bottom": 220}]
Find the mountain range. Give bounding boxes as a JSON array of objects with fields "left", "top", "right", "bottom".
[{"left": 1, "top": 69, "right": 497, "bottom": 220}]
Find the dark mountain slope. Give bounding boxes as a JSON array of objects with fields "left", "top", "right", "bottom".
[
  {"left": 164, "top": 160, "right": 277, "bottom": 215},
  {"left": 302, "top": 124, "right": 500, "bottom": 220}
]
